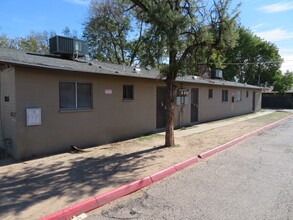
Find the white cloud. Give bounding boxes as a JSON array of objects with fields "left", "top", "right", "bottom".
[
  {"left": 280, "top": 56, "right": 293, "bottom": 72},
  {"left": 255, "top": 28, "right": 293, "bottom": 42},
  {"left": 251, "top": 23, "right": 263, "bottom": 31},
  {"left": 63, "top": 0, "right": 90, "bottom": 5},
  {"left": 279, "top": 49, "right": 293, "bottom": 72},
  {"left": 259, "top": 1, "right": 293, "bottom": 13}
]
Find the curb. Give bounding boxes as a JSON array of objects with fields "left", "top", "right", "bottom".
[
  {"left": 198, "top": 114, "right": 293, "bottom": 159},
  {"left": 39, "top": 114, "right": 292, "bottom": 220},
  {"left": 39, "top": 157, "right": 199, "bottom": 220}
]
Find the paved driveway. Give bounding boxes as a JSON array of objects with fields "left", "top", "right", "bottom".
[{"left": 87, "top": 117, "right": 293, "bottom": 220}]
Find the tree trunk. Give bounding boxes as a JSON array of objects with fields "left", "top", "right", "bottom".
[
  {"left": 165, "top": 41, "right": 177, "bottom": 147},
  {"left": 165, "top": 76, "right": 176, "bottom": 147}
]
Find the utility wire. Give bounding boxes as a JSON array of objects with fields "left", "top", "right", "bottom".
[
  {"left": 205, "top": 59, "right": 293, "bottom": 66},
  {"left": 197, "top": 61, "right": 283, "bottom": 66}
]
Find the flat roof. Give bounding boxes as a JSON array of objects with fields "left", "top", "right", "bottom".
[{"left": 0, "top": 47, "right": 261, "bottom": 90}]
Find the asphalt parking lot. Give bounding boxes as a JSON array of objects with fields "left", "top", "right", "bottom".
[{"left": 87, "top": 117, "right": 293, "bottom": 220}]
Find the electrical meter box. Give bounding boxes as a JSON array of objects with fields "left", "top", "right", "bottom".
[{"left": 26, "top": 108, "right": 41, "bottom": 126}]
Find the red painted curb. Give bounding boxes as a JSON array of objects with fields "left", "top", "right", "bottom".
[
  {"left": 40, "top": 114, "right": 292, "bottom": 220},
  {"left": 198, "top": 114, "right": 293, "bottom": 159},
  {"left": 95, "top": 176, "right": 153, "bottom": 207},
  {"left": 174, "top": 157, "right": 199, "bottom": 171},
  {"left": 63, "top": 197, "right": 98, "bottom": 219},
  {"left": 150, "top": 166, "right": 177, "bottom": 183}
]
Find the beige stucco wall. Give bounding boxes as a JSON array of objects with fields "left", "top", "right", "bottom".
[
  {"left": 175, "top": 84, "right": 262, "bottom": 124},
  {"left": 0, "top": 67, "right": 17, "bottom": 156},
  {"left": 14, "top": 67, "right": 167, "bottom": 159},
  {"left": 12, "top": 66, "right": 262, "bottom": 159},
  {"left": 196, "top": 85, "right": 262, "bottom": 122}
]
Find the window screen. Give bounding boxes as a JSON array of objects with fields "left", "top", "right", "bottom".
[
  {"left": 123, "top": 85, "right": 134, "bottom": 100},
  {"left": 208, "top": 89, "right": 213, "bottom": 99},
  {"left": 222, "top": 90, "right": 228, "bottom": 102},
  {"left": 60, "top": 82, "right": 92, "bottom": 110},
  {"left": 77, "top": 83, "right": 92, "bottom": 108},
  {"left": 59, "top": 82, "right": 76, "bottom": 109}
]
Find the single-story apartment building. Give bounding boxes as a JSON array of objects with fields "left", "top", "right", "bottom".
[{"left": 0, "top": 47, "right": 262, "bottom": 159}]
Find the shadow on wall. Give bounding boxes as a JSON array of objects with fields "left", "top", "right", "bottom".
[{"left": 0, "top": 145, "right": 165, "bottom": 218}]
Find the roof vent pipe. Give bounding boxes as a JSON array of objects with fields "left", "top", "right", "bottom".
[{"left": 132, "top": 68, "right": 141, "bottom": 74}]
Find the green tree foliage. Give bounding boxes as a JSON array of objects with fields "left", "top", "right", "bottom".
[
  {"left": 18, "top": 31, "right": 56, "bottom": 53},
  {"left": 0, "top": 31, "right": 56, "bottom": 54},
  {"left": 62, "top": 26, "right": 79, "bottom": 39},
  {"left": 0, "top": 28, "right": 79, "bottom": 54},
  {"left": 126, "top": 0, "right": 240, "bottom": 146},
  {"left": 273, "top": 71, "right": 293, "bottom": 95},
  {"left": 224, "top": 27, "right": 281, "bottom": 86},
  {"left": 0, "top": 34, "right": 18, "bottom": 49},
  {"left": 84, "top": 0, "right": 144, "bottom": 65},
  {"left": 199, "top": 0, "right": 240, "bottom": 70}
]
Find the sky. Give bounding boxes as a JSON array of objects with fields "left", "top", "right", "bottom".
[{"left": 0, "top": 0, "right": 293, "bottom": 72}]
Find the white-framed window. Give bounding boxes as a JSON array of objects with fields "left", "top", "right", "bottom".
[{"left": 59, "top": 82, "right": 92, "bottom": 110}]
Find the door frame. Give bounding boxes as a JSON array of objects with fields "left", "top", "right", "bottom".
[
  {"left": 156, "top": 86, "right": 168, "bottom": 129},
  {"left": 252, "top": 91, "right": 256, "bottom": 111},
  {"left": 190, "top": 88, "right": 199, "bottom": 123}
]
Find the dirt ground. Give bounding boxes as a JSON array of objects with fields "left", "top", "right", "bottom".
[{"left": 0, "top": 111, "right": 291, "bottom": 220}]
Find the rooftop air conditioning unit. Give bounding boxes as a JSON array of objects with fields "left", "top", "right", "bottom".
[
  {"left": 211, "top": 69, "right": 223, "bottom": 79},
  {"left": 49, "top": 36, "right": 89, "bottom": 58}
]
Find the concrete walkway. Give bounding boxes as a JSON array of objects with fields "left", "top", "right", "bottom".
[{"left": 161, "top": 110, "right": 275, "bottom": 138}]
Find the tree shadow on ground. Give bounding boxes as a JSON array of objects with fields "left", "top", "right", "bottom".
[{"left": 0, "top": 145, "right": 165, "bottom": 218}]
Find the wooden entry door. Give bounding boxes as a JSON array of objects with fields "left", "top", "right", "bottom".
[
  {"left": 252, "top": 91, "right": 256, "bottom": 111},
  {"left": 156, "top": 87, "right": 168, "bottom": 129},
  {"left": 191, "top": 88, "right": 199, "bottom": 123}
]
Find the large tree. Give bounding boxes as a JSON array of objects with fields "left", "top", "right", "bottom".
[
  {"left": 0, "top": 31, "right": 56, "bottom": 54},
  {"left": 0, "top": 27, "right": 80, "bottom": 54},
  {"left": 273, "top": 71, "right": 293, "bottom": 94},
  {"left": 0, "top": 34, "right": 19, "bottom": 49},
  {"left": 84, "top": 0, "right": 145, "bottom": 65},
  {"left": 224, "top": 27, "right": 281, "bottom": 86},
  {"left": 126, "top": 0, "right": 240, "bottom": 146},
  {"left": 62, "top": 26, "right": 79, "bottom": 39}
]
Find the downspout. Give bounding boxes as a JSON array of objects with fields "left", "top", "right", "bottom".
[
  {"left": 180, "top": 83, "right": 184, "bottom": 128},
  {"left": 178, "top": 83, "right": 182, "bottom": 128}
]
